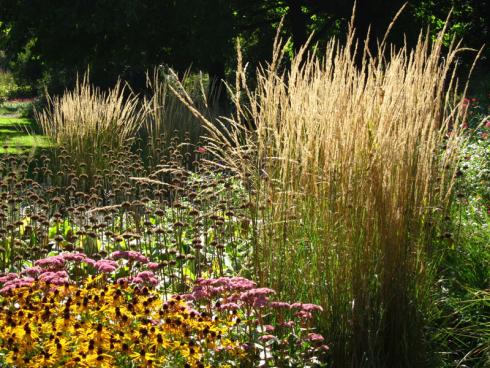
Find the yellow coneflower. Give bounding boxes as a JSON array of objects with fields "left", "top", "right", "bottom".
[{"left": 0, "top": 278, "right": 244, "bottom": 367}]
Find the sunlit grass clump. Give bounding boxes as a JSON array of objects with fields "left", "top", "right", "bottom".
[
  {"left": 176, "top": 16, "right": 477, "bottom": 366},
  {"left": 35, "top": 74, "right": 144, "bottom": 174}
]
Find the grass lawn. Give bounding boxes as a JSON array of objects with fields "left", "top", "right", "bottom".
[{"left": 0, "top": 102, "right": 52, "bottom": 153}]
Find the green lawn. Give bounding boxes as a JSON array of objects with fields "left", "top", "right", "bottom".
[
  {"left": 0, "top": 112, "right": 52, "bottom": 154},
  {"left": 0, "top": 116, "right": 33, "bottom": 126}
]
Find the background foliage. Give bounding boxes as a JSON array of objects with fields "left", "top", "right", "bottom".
[{"left": 0, "top": 0, "right": 488, "bottom": 97}]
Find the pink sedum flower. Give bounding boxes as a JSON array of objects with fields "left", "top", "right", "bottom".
[
  {"left": 21, "top": 266, "right": 42, "bottom": 277},
  {"left": 35, "top": 255, "right": 65, "bottom": 269},
  {"left": 62, "top": 252, "right": 87, "bottom": 262},
  {"left": 147, "top": 262, "right": 159, "bottom": 270},
  {"left": 264, "top": 324, "right": 275, "bottom": 332},
  {"left": 95, "top": 259, "right": 118, "bottom": 273},
  {"left": 306, "top": 333, "right": 325, "bottom": 342},
  {"left": 111, "top": 250, "right": 148, "bottom": 264},
  {"left": 0, "top": 273, "right": 19, "bottom": 283},
  {"left": 260, "top": 334, "right": 277, "bottom": 341}
]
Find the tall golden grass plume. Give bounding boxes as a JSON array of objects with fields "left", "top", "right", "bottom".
[
  {"left": 171, "top": 14, "right": 478, "bottom": 366},
  {"left": 35, "top": 72, "right": 144, "bottom": 173},
  {"left": 37, "top": 73, "right": 142, "bottom": 146}
]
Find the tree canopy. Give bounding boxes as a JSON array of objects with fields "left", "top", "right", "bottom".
[{"left": 0, "top": 0, "right": 487, "bottom": 95}]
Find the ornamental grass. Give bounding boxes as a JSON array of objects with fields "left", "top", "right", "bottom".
[
  {"left": 143, "top": 68, "right": 212, "bottom": 160},
  {"left": 172, "top": 15, "right": 479, "bottom": 367},
  {"left": 35, "top": 73, "right": 145, "bottom": 178}
]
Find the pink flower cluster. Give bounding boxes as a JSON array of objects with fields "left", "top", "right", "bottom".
[
  {"left": 188, "top": 277, "right": 324, "bottom": 313},
  {"left": 291, "top": 302, "right": 324, "bottom": 319},
  {"left": 132, "top": 271, "right": 159, "bottom": 286},
  {"left": 34, "top": 252, "right": 96, "bottom": 270},
  {"left": 147, "top": 262, "right": 159, "bottom": 270},
  {"left": 34, "top": 254, "right": 65, "bottom": 269},
  {"left": 115, "top": 271, "right": 159, "bottom": 287},
  {"left": 21, "top": 266, "right": 42, "bottom": 277},
  {"left": 0, "top": 251, "right": 159, "bottom": 294},
  {"left": 239, "top": 287, "right": 275, "bottom": 308},
  {"left": 95, "top": 259, "right": 118, "bottom": 273},
  {"left": 187, "top": 276, "right": 328, "bottom": 356},
  {"left": 111, "top": 250, "right": 148, "bottom": 263},
  {"left": 189, "top": 276, "right": 257, "bottom": 300},
  {"left": 38, "top": 270, "right": 69, "bottom": 285},
  {"left": 306, "top": 333, "right": 325, "bottom": 343},
  {"left": 0, "top": 273, "right": 19, "bottom": 283},
  {"left": 0, "top": 276, "right": 35, "bottom": 293},
  {"left": 0, "top": 273, "right": 35, "bottom": 293}
]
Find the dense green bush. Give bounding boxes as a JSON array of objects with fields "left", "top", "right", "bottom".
[{"left": 428, "top": 97, "right": 490, "bottom": 367}]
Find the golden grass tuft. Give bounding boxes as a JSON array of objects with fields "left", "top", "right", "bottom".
[
  {"left": 35, "top": 73, "right": 144, "bottom": 172},
  {"left": 171, "top": 15, "right": 479, "bottom": 367}
]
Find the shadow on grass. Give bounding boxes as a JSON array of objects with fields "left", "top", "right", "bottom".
[{"left": 0, "top": 116, "right": 52, "bottom": 154}]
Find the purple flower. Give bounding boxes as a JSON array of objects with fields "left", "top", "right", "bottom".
[
  {"left": 260, "top": 334, "right": 277, "bottom": 341},
  {"left": 116, "top": 277, "right": 131, "bottom": 285},
  {"left": 295, "top": 310, "right": 313, "bottom": 319},
  {"left": 21, "top": 266, "right": 42, "bottom": 277},
  {"left": 0, "top": 273, "right": 19, "bottom": 283},
  {"left": 132, "top": 276, "right": 144, "bottom": 284},
  {"left": 0, "top": 278, "right": 35, "bottom": 293},
  {"left": 239, "top": 287, "right": 275, "bottom": 308},
  {"left": 240, "top": 288, "right": 275, "bottom": 299},
  {"left": 191, "top": 277, "right": 257, "bottom": 300},
  {"left": 281, "top": 320, "right": 295, "bottom": 328},
  {"left": 38, "top": 271, "right": 69, "bottom": 285},
  {"left": 2, "top": 277, "right": 34, "bottom": 288},
  {"left": 111, "top": 250, "right": 148, "bottom": 264},
  {"left": 306, "top": 333, "right": 324, "bottom": 342},
  {"left": 95, "top": 259, "right": 118, "bottom": 273},
  {"left": 34, "top": 255, "right": 65, "bottom": 269},
  {"left": 291, "top": 302, "right": 323, "bottom": 313},
  {"left": 220, "top": 302, "right": 240, "bottom": 311},
  {"left": 111, "top": 250, "right": 126, "bottom": 260},
  {"left": 62, "top": 252, "right": 86, "bottom": 262},
  {"left": 147, "top": 262, "right": 159, "bottom": 270},
  {"left": 83, "top": 258, "right": 97, "bottom": 267},
  {"left": 301, "top": 303, "right": 323, "bottom": 312},
  {"left": 264, "top": 324, "right": 275, "bottom": 332},
  {"left": 132, "top": 271, "right": 158, "bottom": 286},
  {"left": 269, "top": 301, "right": 291, "bottom": 309}
]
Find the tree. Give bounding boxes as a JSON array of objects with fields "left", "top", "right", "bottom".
[
  {"left": 0, "top": 0, "right": 235, "bottom": 95},
  {"left": 0, "top": 0, "right": 487, "bottom": 96}
]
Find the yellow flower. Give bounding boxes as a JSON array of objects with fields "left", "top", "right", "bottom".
[{"left": 0, "top": 278, "right": 244, "bottom": 367}]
